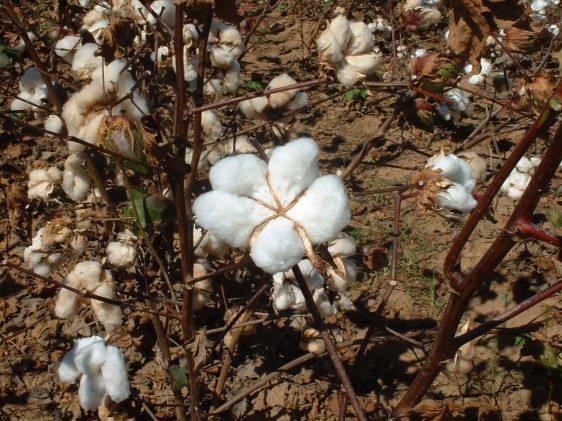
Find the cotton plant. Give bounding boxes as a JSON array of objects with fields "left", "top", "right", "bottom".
[
  {"left": 55, "top": 260, "right": 123, "bottom": 333},
  {"left": 193, "top": 137, "right": 351, "bottom": 275},
  {"left": 413, "top": 150, "right": 486, "bottom": 215},
  {"left": 58, "top": 336, "right": 130, "bottom": 411},
  {"left": 500, "top": 155, "right": 541, "bottom": 200},
  {"left": 24, "top": 219, "right": 87, "bottom": 276},
  {"left": 316, "top": 14, "right": 381, "bottom": 87},
  {"left": 238, "top": 73, "right": 308, "bottom": 121}
]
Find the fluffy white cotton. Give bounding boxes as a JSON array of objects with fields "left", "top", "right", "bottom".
[
  {"left": 59, "top": 336, "right": 130, "bottom": 411},
  {"left": 287, "top": 175, "right": 351, "bottom": 244},
  {"left": 317, "top": 15, "right": 351, "bottom": 65},
  {"left": 71, "top": 43, "right": 103, "bottom": 73},
  {"left": 327, "top": 232, "right": 356, "bottom": 258},
  {"left": 194, "top": 191, "right": 275, "bottom": 248},
  {"left": 54, "top": 271, "right": 84, "bottom": 319},
  {"left": 223, "top": 60, "right": 241, "bottom": 93},
  {"left": 268, "top": 138, "right": 319, "bottom": 205},
  {"left": 209, "top": 154, "right": 273, "bottom": 203},
  {"left": 91, "top": 279, "right": 123, "bottom": 333},
  {"left": 267, "top": 73, "right": 298, "bottom": 109},
  {"left": 238, "top": 96, "right": 269, "bottom": 120},
  {"left": 344, "top": 53, "right": 382, "bottom": 77},
  {"left": 194, "top": 228, "right": 230, "bottom": 258},
  {"left": 63, "top": 152, "right": 91, "bottom": 201},
  {"left": 427, "top": 153, "right": 476, "bottom": 191},
  {"left": 55, "top": 34, "right": 81, "bottom": 63},
  {"left": 44, "top": 114, "right": 64, "bottom": 136},
  {"left": 106, "top": 232, "right": 137, "bottom": 269},
  {"left": 24, "top": 227, "right": 65, "bottom": 275},
  {"left": 251, "top": 217, "right": 306, "bottom": 273},
  {"left": 28, "top": 167, "right": 62, "bottom": 200},
  {"left": 345, "top": 21, "right": 375, "bottom": 55},
  {"left": 434, "top": 182, "right": 477, "bottom": 214},
  {"left": 210, "top": 47, "right": 234, "bottom": 70},
  {"left": 72, "top": 260, "right": 103, "bottom": 291}
]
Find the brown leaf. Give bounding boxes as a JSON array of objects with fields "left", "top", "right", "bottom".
[
  {"left": 97, "top": 17, "right": 137, "bottom": 63},
  {"left": 362, "top": 245, "right": 389, "bottom": 271},
  {"left": 446, "top": 0, "right": 523, "bottom": 72},
  {"left": 503, "top": 18, "right": 552, "bottom": 54},
  {"left": 185, "top": 331, "right": 210, "bottom": 371},
  {"left": 214, "top": 0, "right": 240, "bottom": 24},
  {"left": 412, "top": 399, "right": 464, "bottom": 421}
]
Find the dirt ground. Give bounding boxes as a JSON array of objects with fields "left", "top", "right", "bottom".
[{"left": 1, "top": 1, "right": 562, "bottom": 420}]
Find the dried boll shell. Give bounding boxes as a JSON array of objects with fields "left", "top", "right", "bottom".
[
  {"left": 503, "top": 24, "right": 551, "bottom": 54},
  {"left": 457, "top": 150, "right": 487, "bottom": 182}
]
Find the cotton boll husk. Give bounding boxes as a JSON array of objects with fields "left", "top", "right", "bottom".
[
  {"left": 251, "top": 217, "right": 306, "bottom": 273},
  {"left": 73, "top": 260, "right": 103, "bottom": 291},
  {"left": 345, "top": 21, "right": 375, "bottom": 55},
  {"left": 434, "top": 183, "right": 477, "bottom": 214},
  {"left": 55, "top": 35, "right": 81, "bottom": 63},
  {"left": 201, "top": 110, "right": 223, "bottom": 141},
  {"left": 63, "top": 152, "right": 91, "bottom": 201},
  {"left": 267, "top": 138, "right": 319, "bottom": 205},
  {"left": 71, "top": 43, "right": 103, "bottom": 73},
  {"left": 345, "top": 53, "right": 381, "bottom": 77},
  {"left": 91, "top": 278, "right": 123, "bottom": 332},
  {"left": 100, "top": 345, "right": 130, "bottom": 402},
  {"left": 267, "top": 73, "right": 298, "bottom": 109},
  {"left": 238, "top": 96, "right": 269, "bottom": 120},
  {"left": 327, "top": 232, "right": 356, "bottom": 258},
  {"left": 106, "top": 241, "right": 137, "bottom": 268},
  {"left": 210, "top": 47, "right": 234, "bottom": 70},
  {"left": 194, "top": 191, "right": 275, "bottom": 248},
  {"left": 44, "top": 114, "right": 64, "bottom": 136},
  {"left": 287, "top": 175, "right": 351, "bottom": 244},
  {"left": 223, "top": 61, "right": 241, "bottom": 93}
]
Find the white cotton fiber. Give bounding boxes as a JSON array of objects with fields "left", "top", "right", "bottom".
[
  {"left": 287, "top": 175, "right": 351, "bottom": 244},
  {"left": 58, "top": 349, "right": 81, "bottom": 383},
  {"left": 239, "top": 96, "right": 269, "bottom": 120},
  {"left": 250, "top": 217, "right": 305, "bottom": 273},
  {"left": 434, "top": 183, "right": 477, "bottom": 214},
  {"left": 44, "top": 115, "right": 64, "bottom": 136},
  {"left": 100, "top": 344, "right": 130, "bottom": 402},
  {"left": 79, "top": 373, "right": 106, "bottom": 411},
  {"left": 55, "top": 271, "right": 84, "bottom": 319},
  {"left": 268, "top": 138, "right": 319, "bottom": 205},
  {"left": 209, "top": 154, "right": 273, "bottom": 204},
  {"left": 345, "top": 21, "right": 375, "bottom": 55},
  {"left": 72, "top": 260, "right": 103, "bottom": 291},
  {"left": 91, "top": 280, "right": 123, "bottom": 333},
  {"left": 313, "top": 288, "right": 338, "bottom": 317},
  {"left": 428, "top": 154, "right": 475, "bottom": 191},
  {"left": 194, "top": 191, "right": 275, "bottom": 248},
  {"left": 106, "top": 241, "right": 137, "bottom": 268},
  {"left": 327, "top": 232, "right": 356, "bottom": 258},
  {"left": 63, "top": 152, "right": 91, "bottom": 201},
  {"left": 273, "top": 282, "right": 295, "bottom": 311},
  {"left": 71, "top": 43, "right": 103, "bottom": 72},
  {"left": 267, "top": 73, "right": 298, "bottom": 109}
]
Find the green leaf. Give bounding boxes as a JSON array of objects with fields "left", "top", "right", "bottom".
[
  {"left": 0, "top": 52, "right": 11, "bottom": 69},
  {"left": 344, "top": 88, "right": 368, "bottom": 102},
  {"left": 169, "top": 365, "right": 189, "bottom": 393},
  {"left": 243, "top": 80, "right": 263, "bottom": 91},
  {"left": 121, "top": 193, "right": 176, "bottom": 231}
]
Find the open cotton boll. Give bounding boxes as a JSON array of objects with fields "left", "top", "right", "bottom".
[
  {"left": 239, "top": 96, "right": 269, "bottom": 120},
  {"left": 216, "top": 24, "right": 245, "bottom": 59},
  {"left": 345, "top": 53, "right": 381, "bottom": 77},
  {"left": 445, "top": 88, "right": 469, "bottom": 112},
  {"left": 100, "top": 344, "right": 130, "bottom": 403},
  {"left": 223, "top": 61, "right": 241, "bottom": 93},
  {"left": 71, "top": 43, "right": 103, "bottom": 73},
  {"left": 313, "top": 288, "right": 338, "bottom": 317},
  {"left": 327, "top": 232, "right": 356, "bottom": 258},
  {"left": 272, "top": 281, "right": 296, "bottom": 311},
  {"left": 63, "top": 152, "right": 91, "bottom": 201},
  {"left": 147, "top": 0, "right": 175, "bottom": 27},
  {"left": 285, "top": 91, "right": 308, "bottom": 111},
  {"left": 434, "top": 182, "right": 477, "bottom": 214},
  {"left": 193, "top": 276, "right": 213, "bottom": 310},
  {"left": 317, "top": 29, "right": 345, "bottom": 65},
  {"left": 28, "top": 167, "right": 62, "bottom": 200},
  {"left": 267, "top": 138, "right": 319, "bottom": 205},
  {"left": 209, "top": 154, "right": 274, "bottom": 204},
  {"left": 44, "top": 114, "right": 64, "bottom": 136},
  {"left": 19, "top": 67, "right": 45, "bottom": 93},
  {"left": 210, "top": 47, "right": 235, "bottom": 70},
  {"left": 194, "top": 228, "right": 230, "bottom": 258},
  {"left": 106, "top": 239, "right": 137, "bottom": 268},
  {"left": 72, "top": 260, "right": 103, "bottom": 291},
  {"left": 250, "top": 217, "right": 306, "bottom": 273},
  {"left": 267, "top": 73, "right": 298, "bottom": 109},
  {"left": 91, "top": 277, "right": 123, "bottom": 333},
  {"left": 194, "top": 191, "right": 275, "bottom": 248},
  {"left": 54, "top": 270, "right": 84, "bottom": 319},
  {"left": 516, "top": 156, "right": 535, "bottom": 174},
  {"left": 327, "top": 258, "right": 358, "bottom": 292},
  {"left": 427, "top": 154, "right": 476, "bottom": 191},
  {"left": 345, "top": 21, "right": 375, "bottom": 55},
  {"left": 201, "top": 110, "right": 223, "bottom": 141},
  {"left": 334, "top": 61, "right": 363, "bottom": 87},
  {"left": 457, "top": 150, "right": 487, "bottom": 182},
  {"left": 55, "top": 34, "right": 81, "bottom": 63},
  {"left": 287, "top": 175, "right": 351, "bottom": 244}
]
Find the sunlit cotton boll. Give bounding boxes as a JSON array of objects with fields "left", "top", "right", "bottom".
[
  {"left": 91, "top": 275, "right": 123, "bottom": 333},
  {"left": 71, "top": 43, "right": 103, "bottom": 73},
  {"left": 106, "top": 239, "right": 137, "bottom": 268},
  {"left": 27, "top": 167, "right": 62, "bottom": 200},
  {"left": 286, "top": 175, "right": 351, "bottom": 244},
  {"left": 55, "top": 34, "right": 81, "bottom": 63},
  {"left": 267, "top": 73, "right": 299, "bottom": 109},
  {"left": 317, "top": 14, "right": 351, "bottom": 65},
  {"left": 434, "top": 182, "right": 477, "bottom": 214},
  {"left": 44, "top": 114, "right": 64, "bottom": 136},
  {"left": 345, "top": 21, "right": 375, "bottom": 55},
  {"left": 194, "top": 191, "right": 275, "bottom": 248},
  {"left": 250, "top": 217, "right": 306, "bottom": 274},
  {"left": 267, "top": 137, "right": 319, "bottom": 205},
  {"left": 426, "top": 153, "right": 476, "bottom": 192},
  {"left": 327, "top": 232, "right": 356, "bottom": 258},
  {"left": 54, "top": 270, "right": 84, "bottom": 319},
  {"left": 63, "top": 152, "right": 91, "bottom": 201}
]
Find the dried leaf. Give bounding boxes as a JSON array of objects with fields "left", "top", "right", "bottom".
[
  {"left": 362, "top": 245, "right": 389, "bottom": 271},
  {"left": 97, "top": 17, "right": 137, "bottom": 63},
  {"left": 503, "top": 18, "right": 552, "bottom": 54},
  {"left": 185, "top": 331, "right": 210, "bottom": 371},
  {"left": 446, "top": 0, "right": 523, "bottom": 72},
  {"left": 412, "top": 399, "right": 464, "bottom": 421}
]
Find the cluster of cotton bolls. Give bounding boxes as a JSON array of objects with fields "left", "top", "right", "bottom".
[
  {"left": 194, "top": 137, "right": 350, "bottom": 275},
  {"left": 401, "top": 0, "right": 442, "bottom": 32},
  {"left": 528, "top": 0, "right": 561, "bottom": 25},
  {"left": 238, "top": 73, "right": 308, "bottom": 121},
  {"left": 58, "top": 336, "right": 130, "bottom": 411},
  {"left": 500, "top": 155, "right": 541, "bottom": 200},
  {"left": 437, "top": 88, "right": 470, "bottom": 121},
  {"left": 414, "top": 150, "right": 486, "bottom": 214},
  {"left": 271, "top": 233, "right": 357, "bottom": 317},
  {"left": 316, "top": 14, "right": 381, "bottom": 87},
  {"left": 55, "top": 260, "right": 123, "bottom": 333},
  {"left": 24, "top": 219, "right": 87, "bottom": 276}
]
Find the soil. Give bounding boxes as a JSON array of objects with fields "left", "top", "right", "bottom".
[{"left": 1, "top": 1, "right": 562, "bottom": 420}]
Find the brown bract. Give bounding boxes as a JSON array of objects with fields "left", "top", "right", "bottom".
[
  {"left": 503, "top": 20, "right": 552, "bottom": 54},
  {"left": 412, "top": 168, "right": 451, "bottom": 212},
  {"left": 42, "top": 216, "right": 74, "bottom": 247},
  {"left": 511, "top": 73, "right": 554, "bottom": 114},
  {"left": 445, "top": 0, "right": 524, "bottom": 73},
  {"left": 98, "top": 17, "right": 138, "bottom": 63}
]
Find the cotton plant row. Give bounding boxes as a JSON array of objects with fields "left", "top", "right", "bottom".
[{"left": 414, "top": 150, "right": 487, "bottom": 215}]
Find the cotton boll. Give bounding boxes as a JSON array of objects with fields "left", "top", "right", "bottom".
[
  {"left": 427, "top": 154, "right": 475, "bottom": 191},
  {"left": 345, "top": 21, "right": 375, "bottom": 55},
  {"left": 210, "top": 47, "right": 234, "bottom": 70},
  {"left": 251, "top": 217, "right": 306, "bottom": 273},
  {"left": 334, "top": 61, "right": 362, "bottom": 87},
  {"left": 507, "top": 187, "right": 525, "bottom": 200},
  {"left": 183, "top": 24, "right": 199, "bottom": 46},
  {"left": 55, "top": 34, "right": 81, "bottom": 63},
  {"left": 313, "top": 288, "right": 338, "bottom": 317},
  {"left": 287, "top": 175, "right": 351, "bottom": 244},
  {"left": 327, "top": 232, "right": 356, "bottom": 258},
  {"left": 209, "top": 154, "right": 273, "bottom": 204},
  {"left": 223, "top": 61, "right": 241, "bottom": 93},
  {"left": 100, "top": 345, "right": 130, "bottom": 402},
  {"left": 72, "top": 43, "right": 103, "bottom": 73},
  {"left": 201, "top": 110, "right": 223, "bottom": 141},
  {"left": 79, "top": 372, "right": 106, "bottom": 411},
  {"left": 285, "top": 91, "right": 308, "bottom": 111},
  {"left": 19, "top": 67, "right": 45, "bottom": 93},
  {"left": 194, "top": 228, "right": 230, "bottom": 258},
  {"left": 516, "top": 156, "right": 535, "bottom": 174},
  {"left": 147, "top": 0, "right": 175, "bottom": 27},
  {"left": 457, "top": 150, "right": 487, "bottom": 182},
  {"left": 444, "top": 88, "right": 469, "bottom": 112},
  {"left": 345, "top": 53, "right": 381, "bottom": 77},
  {"left": 317, "top": 29, "right": 345, "bottom": 65},
  {"left": 268, "top": 138, "right": 319, "bottom": 205},
  {"left": 106, "top": 240, "right": 137, "bottom": 268},
  {"left": 434, "top": 182, "right": 477, "bottom": 214},
  {"left": 272, "top": 282, "right": 296, "bottom": 311},
  {"left": 217, "top": 25, "right": 245, "bottom": 59},
  {"left": 55, "top": 271, "right": 84, "bottom": 319},
  {"left": 72, "top": 260, "right": 103, "bottom": 291},
  {"left": 63, "top": 152, "right": 91, "bottom": 201},
  {"left": 91, "top": 278, "right": 123, "bottom": 333},
  {"left": 468, "top": 74, "right": 485, "bottom": 85},
  {"left": 239, "top": 96, "right": 269, "bottom": 120},
  {"left": 28, "top": 167, "right": 62, "bottom": 199},
  {"left": 267, "top": 73, "right": 298, "bottom": 109},
  {"left": 194, "top": 191, "right": 275, "bottom": 248},
  {"left": 44, "top": 114, "right": 64, "bottom": 136}
]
